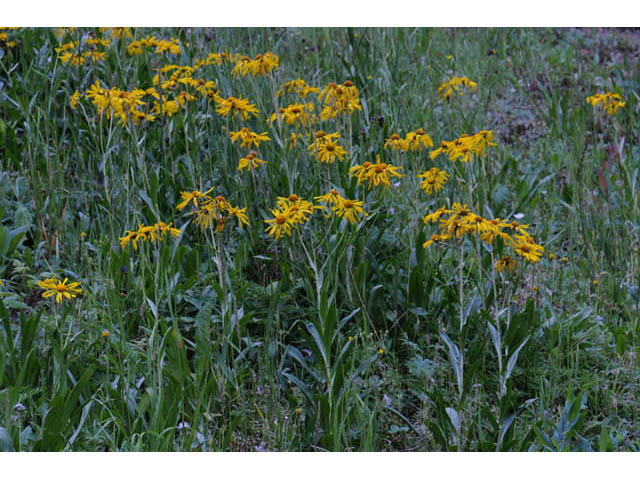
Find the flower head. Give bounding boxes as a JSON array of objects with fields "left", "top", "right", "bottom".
[
  {"left": 269, "top": 103, "right": 315, "bottom": 127},
  {"left": 231, "top": 52, "right": 279, "bottom": 77},
  {"left": 586, "top": 92, "right": 626, "bottom": 115},
  {"left": 37, "top": 276, "right": 82, "bottom": 304},
  {"left": 214, "top": 95, "right": 259, "bottom": 120},
  {"left": 318, "top": 80, "right": 362, "bottom": 120},
  {"left": 384, "top": 128, "right": 434, "bottom": 152},
  {"left": 264, "top": 194, "right": 321, "bottom": 238},
  {"left": 69, "top": 91, "right": 81, "bottom": 110},
  {"left": 496, "top": 256, "right": 518, "bottom": 273},
  {"left": 176, "top": 187, "right": 215, "bottom": 211},
  {"left": 264, "top": 208, "right": 296, "bottom": 239},
  {"left": 349, "top": 155, "right": 403, "bottom": 189},
  {"left": 120, "top": 222, "right": 181, "bottom": 250},
  {"left": 512, "top": 235, "right": 544, "bottom": 263},
  {"left": 417, "top": 167, "right": 449, "bottom": 195},
  {"left": 332, "top": 197, "right": 367, "bottom": 224},
  {"left": 277, "top": 78, "right": 320, "bottom": 98},
  {"left": 314, "top": 189, "right": 344, "bottom": 207},
  {"left": 229, "top": 127, "right": 270, "bottom": 149},
  {"left": 430, "top": 130, "right": 497, "bottom": 163},
  {"left": 307, "top": 132, "right": 346, "bottom": 163},
  {"left": 238, "top": 152, "right": 267, "bottom": 172},
  {"left": 422, "top": 205, "right": 543, "bottom": 264},
  {"left": 437, "top": 76, "right": 477, "bottom": 100}
]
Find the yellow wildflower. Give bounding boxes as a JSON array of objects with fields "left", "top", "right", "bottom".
[
  {"left": 384, "top": 133, "right": 405, "bottom": 151},
  {"left": 264, "top": 208, "right": 296, "bottom": 239},
  {"left": 332, "top": 197, "right": 367, "bottom": 224},
  {"left": 120, "top": 222, "right": 181, "bottom": 250},
  {"left": 417, "top": 167, "right": 449, "bottom": 195},
  {"left": 405, "top": 128, "right": 434, "bottom": 151},
  {"left": 586, "top": 92, "right": 625, "bottom": 115},
  {"left": 229, "top": 127, "right": 270, "bottom": 149},
  {"left": 430, "top": 130, "right": 497, "bottom": 163},
  {"left": 238, "top": 153, "right": 267, "bottom": 172},
  {"left": 37, "top": 276, "right": 82, "bottom": 304},
  {"left": 307, "top": 135, "right": 346, "bottom": 163},
  {"left": 69, "top": 91, "right": 81, "bottom": 110},
  {"left": 276, "top": 194, "right": 320, "bottom": 225},
  {"left": 215, "top": 95, "right": 259, "bottom": 120},
  {"left": 314, "top": 189, "right": 345, "bottom": 207},
  {"left": 270, "top": 103, "right": 315, "bottom": 127},
  {"left": 496, "top": 256, "right": 518, "bottom": 273},
  {"left": 512, "top": 235, "right": 544, "bottom": 263},
  {"left": 318, "top": 80, "right": 362, "bottom": 120},
  {"left": 277, "top": 78, "right": 320, "bottom": 98},
  {"left": 437, "top": 76, "right": 477, "bottom": 100},
  {"left": 231, "top": 52, "right": 279, "bottom": 76},
  {"left": 383, "top": 127, "right": 432, "bottom": 151},
  {"left": 227, "top": 206, "right": 250, "bottom": 227},
  {"left": 349, "top": 155, "right": 403, "bottom": 189}
]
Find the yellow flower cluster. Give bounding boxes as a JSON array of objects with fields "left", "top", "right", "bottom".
[
  {"left": 314, "top": 190, "right": 367, "bottom": 224},
  {"left": 269, "top": 103, "right": 315, "bottom": 126},
  {"left": 496, "top": 256, "right": 518, "bottom": 273},
  {"left": 417, "top": 167, "right": 449, "bottom": 195},
  {"left": 37, "top": 276, "right": 83, "bottom": 304},
  {"left": 586, "top": 92, "right": 626, "bottom": 115},
  {"left": 150, "top": 65, "right": 219, "bottom": 113},
  {"left": 430, "top": 130, "right": 497, "bottom": 163},
  {"left": 56, "top": 39, "right": 109, "bottom": 66},
  {"left": 98, "top": 27, "right": 134, "bottom": 39},
  {"left": 349, "top": 155, "right": 404, "bottom": 189},
  {"left": 179, "top": 77, "right": 217, "bottom": 96},
  {"left": 264, "top": 194, "right": 322, "bottom": 239},
  {"left": 54, "top": 27, "right": 76, "bottom": 39},
  {"left": 215, "top": 95, "right": 259, "bottom": 120},
  {"left": 277, "top": 78, "right": 320, "bottom": 99},
  {"left": 150, "top": 94, "right": 190, "bottom": 117},
  {"left": 229, "top": 127, "right": 270, "bottom": 149},
  {"left": 119, "top": 222, "right": 182, "bottom": 250},
  {"left": 231, "top": 52, "right": 279, "bottom": 77},
  {"left": 84, "top": 79, "right": 159, "bottom": 125},
  {"left": 154, "top": 64, "right": 194, "bottom": 84},
  {"left": 127, "top": 35, "right": 184, "bottom": 56},
  {"left": 177, "top": 188, "right": 249, "bottom": 232},
  {"left": 0, "top": 27, "right": 18, "bottom": 48},
  {"left": 307, "top": 131, "right": 346, "bottom": 163},
  {"left": 384, "top": 128, "right": 434, "bottom": 152},
  {"left": 423, "top": 203, "right": 544, "bottom": 263},
  {"left": 194, "top": 51, "right": 239, "bottom": 68},
  {"left": 238, "top": 152, "right": 267, "bottom": 172},
  {"left": 437, "top": 76, "right": 477, "bottom": 100},
  {"left": 318, "top": 81, "right": 362, "bottom": 120},
  {"left": 69, "top": 91, "right": 82, "bottom": 110}
]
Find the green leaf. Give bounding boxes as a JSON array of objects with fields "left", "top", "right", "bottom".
[
  {"left": 503, "top": 336, "right": 529, "bottom": 384},
  {"left": 306, "top": 322, "right": 328, "bottom": 369},
  {"left": 384, "top": 405, "right": 426, "bottom": 444},
  {"left": 139, "top": 189, "right": 159, "bottom": 219},
  {"left": 21, "top": 310, "right": 42, "bottom": 357},
  {"left": 408, "top": 268, "right": 424, "bottom": 307},
  {"left": 282, "top": 372, "right": 315, "bottom": 407},
  {"left": 41, "top": 395, "right": 67, "bottom": 451},
  {"left": 0, "top": 427, "right": 15, "bottom": 452},
  {"left": 441, "top": 333, "right": 464, "bottom": 399}
]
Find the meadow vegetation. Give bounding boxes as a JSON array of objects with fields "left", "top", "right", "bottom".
[{"left": 0, "top": 27, "right": 639, "bottom": 451}]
